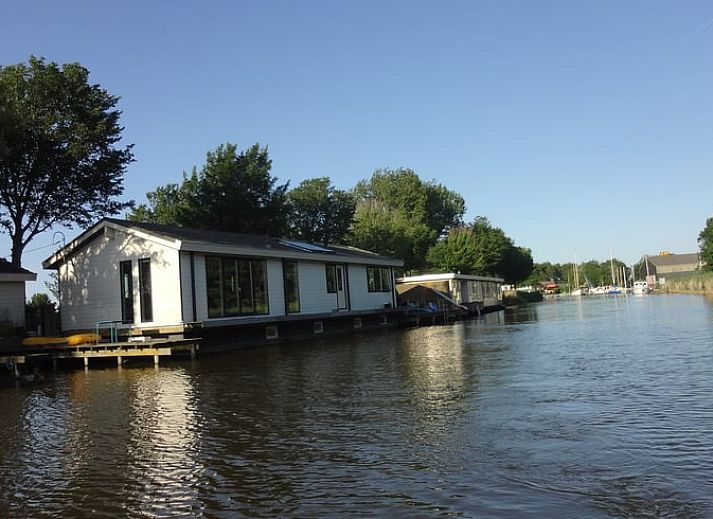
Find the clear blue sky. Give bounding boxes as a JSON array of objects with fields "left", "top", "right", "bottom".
[{"left": 2, "top": 1, "right": 713, "bottom": 294}]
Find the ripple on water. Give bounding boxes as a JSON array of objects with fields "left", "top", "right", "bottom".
[{"left": 1, "top": 295, "right": 713, "bottom": 517}]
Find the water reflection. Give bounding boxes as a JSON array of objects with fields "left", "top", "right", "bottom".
[
  {"left": 400, "top": 325, "right": 467, "bottom": 414},
  {"left": 125, "top": 369, "right": 203, "bottom": 517}
]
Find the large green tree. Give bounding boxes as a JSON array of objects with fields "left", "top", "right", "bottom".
[
  {"left": 287, "top": 177, "right": 355, "bottom": 245},
  {"left": 0, "top": 56, "right": 134, "bottom": 266},
  {"left": 698, "top": 217, "right": 713, "bottom": 270},
  {"left": 349, "top": 168, "right": 465, "bottom": 271},
  {"left": 130, "top": 143, "right": 290, "bottom": 235},
  {"left": 426, "top": 216, "right": 533, "bottom": 283}
]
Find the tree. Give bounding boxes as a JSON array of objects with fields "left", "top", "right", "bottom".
[
  {"left": 348, "top": 200, "right": 433, "bottom": 270},
  {"left": 349, "top": 168, "right": 465, "bottom": 271},
  {"left": 699, "top": 217, "right": 713, "bottom": 270},
  {"left": 426, "top": 217, "right": 533, "bottom": 282},
  {"left": 287, "top": 177, "right": 355, "bottom": 244},
  {"left": 498, "top": 246, "right": 534, "bottom": 284},
  {"left": 426, "top": 226, "right": 482, "bottom": 274},
  {"left": 129, "top": 143, "right": 290, "bottom": 235},
  {"left": 0, "top": 56, "right": 133, "bottom": 266}
]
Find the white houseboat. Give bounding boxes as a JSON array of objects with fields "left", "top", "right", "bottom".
[
  {"left": 396, "top": 272, "right": 504, "bottom": 315},
  {"left": 43, "top": 219, "right": 403, "bottom": 348}
]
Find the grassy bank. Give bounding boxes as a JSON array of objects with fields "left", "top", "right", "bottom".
[{"left": 664, "top": 271, "right": 713, "bottom": 294}]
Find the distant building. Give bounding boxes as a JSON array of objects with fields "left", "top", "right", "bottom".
[
  {"left": 0, "top": 259, "right": 37, "bottom": 328},
  {"left": 644, "top": 252, "right": 702, "bottom": 285}
]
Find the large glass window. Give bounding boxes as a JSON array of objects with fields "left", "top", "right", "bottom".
[
  {"left": 367, "top": 266, "right": 391, "bottom": 292},
  {"left": 284, "top": 261, "right": 300, "bottom": 313},
  {"left": 206, "top": 256, "right": 269, "bottom": 317},
  {"left": 139, "top": 258, "right": 153, "bottom": 322}
]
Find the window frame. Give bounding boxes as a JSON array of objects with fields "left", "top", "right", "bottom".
[
  {"left": 205, "top": 255, "right": 270, "bottom": 317},
  {"left": 138, "top": 257, "right": 153, "bottom": 323},
  {"left": 367, "top": 266, "right": 392, "bottom": 293}
]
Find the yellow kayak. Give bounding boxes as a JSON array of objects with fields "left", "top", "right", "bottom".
[
  {"left": 23, "top": 336, "right": 68, "bottom": 346},
  {"left": 23, "top": 333, "right": 99, "bottom": 347}
]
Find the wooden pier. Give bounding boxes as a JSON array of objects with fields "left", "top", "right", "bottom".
[{"left": 0, "top": 337, "right": 200, "bottom": 372}]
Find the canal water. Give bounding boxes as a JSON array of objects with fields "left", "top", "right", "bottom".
[{"left": 1, "top": 294, "right": 713, "bottom": 518}]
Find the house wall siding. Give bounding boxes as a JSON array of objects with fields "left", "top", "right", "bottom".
[
  {"left": 348, "top": 264, "right": 393, "bottom": 310},
  {"left": 59, "top": 230, "right": 182, "bottom": 331},
  {"left": 0, "top": 281, "right": 26, "bottom": 326},
  {"left": 296, "top": 261, "right": 339, "bottom": 314}
]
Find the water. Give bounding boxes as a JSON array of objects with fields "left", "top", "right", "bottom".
[{"left": 2, "top": 294, "right": 713, "bottom": 517}]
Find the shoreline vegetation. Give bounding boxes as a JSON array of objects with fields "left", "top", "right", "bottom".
[{"left": 663, "top": 272, "right": 713, "bottom": 294}]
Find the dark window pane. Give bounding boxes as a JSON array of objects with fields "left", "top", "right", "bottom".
[
  {"left": 238, "top": 259, "right": 254, "bottom": 313},
  {"left": 120, "top": 260, "right": 134, "bottom": 322},
  {"left": 252, "top": 260, "right": 268, "bottom": 314},
  {"left": 285, "top": 261, "right": 300, "bottom": 313},
  {"left": 367, "top": 267, "right": 376, "bottom": 292},
  {"left": 139, "top": 258, "right": 153, "bottom": 322},
  {"left": 222, "top": 258, "right": 239, "bottom": 315},
  {"left": 326, "top": 265, "right": 336, "bottom": 293},
  {"left": 380, "top": 267, "right": 391, "bottom": 292},
  {"left": 206, "top": 256, "right": 223, "bottom": 318}
]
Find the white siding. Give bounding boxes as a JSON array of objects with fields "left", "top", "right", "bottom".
[
  {"left": 0, "top": 281, "right": 26, "bottom": 326},
  {"left": 297, "top": 261, "right": 340, "bottom": 314},
  {"left": 59, "top": 229, "right": 182, "bottom": 331},
  {"left": 266, "top": 259, "right": 285, "bottom": 316},
  {"left": 179, "top": 251, "right": 195, "bottom": 322},
  {"left": 348, "top": 264, "right": 394, "bottom": 311}
]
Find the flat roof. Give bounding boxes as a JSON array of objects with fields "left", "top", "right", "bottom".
[{"left": 397, "top": 273, "right": 504, "bottom": 283}]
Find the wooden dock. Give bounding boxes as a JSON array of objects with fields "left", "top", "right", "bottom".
[{"left": 0, "top": 338, "right": 200, "bottom": 371}]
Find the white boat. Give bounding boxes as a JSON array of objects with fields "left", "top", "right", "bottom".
[{"left": 632, "top": 280, "right": 651, "bottom": 295}]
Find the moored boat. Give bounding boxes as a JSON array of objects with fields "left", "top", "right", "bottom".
[{"left": 632, "top": 281, "right": 651, "bottom": 295}]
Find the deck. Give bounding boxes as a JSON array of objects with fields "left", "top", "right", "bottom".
[{"left": 0, "top": 337, "right": 200, "bottom": 371}]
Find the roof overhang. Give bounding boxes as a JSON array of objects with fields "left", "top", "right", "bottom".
[
  {"left": 43, "top": 219, "right": 404, "bottom": 269},
  {"left": 397, "top": 273, "right": 504, "bottom": 284},
  {"left": 0, "top": 272, "right": 37, "bottom": 282},
  {"left": 179, "top": 240, "right": 403, "bottom": 267}
]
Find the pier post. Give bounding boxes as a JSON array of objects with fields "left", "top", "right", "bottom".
[
  {"left": 83, "top": 356, "right": 89, "bottom": 368},
  {"left": 190, "top": 346, "right": 196, "bottom": 360},
  {"left": 117, "top": 356, "right": 122, "bottom": 368},
  {"left": 153, "top": 355, "right": 159, "bottom": 366},
  {"left": 52, "top": 358, "right": 57, "bottom": 371}
]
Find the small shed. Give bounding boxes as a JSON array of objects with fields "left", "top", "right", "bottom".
[{"left": 0, "top": 259, "right": 37, "bottom": 329}]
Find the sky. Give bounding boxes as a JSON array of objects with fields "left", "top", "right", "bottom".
[{"left": 2, "top": 0, "right": 713, "bottom": 294}]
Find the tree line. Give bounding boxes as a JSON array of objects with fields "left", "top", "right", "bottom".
[
  {"left": 524, "top": 258, "right": 632, "bottom": 289},
  {"left": 128, "top": 142, "right": 535, "bottom": 282},
  {"left": 0, "top": 56, "right": 533, "bottom": 283}
]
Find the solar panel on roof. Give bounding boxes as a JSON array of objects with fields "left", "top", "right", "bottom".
[{"left": 279, "top": 239, "right": 335, "bottom": 253}]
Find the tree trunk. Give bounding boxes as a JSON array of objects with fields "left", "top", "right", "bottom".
[{"left": 11, "top": 232, "right": 24, "bottom": 268}]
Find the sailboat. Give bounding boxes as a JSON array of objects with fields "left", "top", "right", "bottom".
[
  {"left": 633, "top": 255, "right": 652, "bottom": 294},
  {"left": 571, "top": 255, "right": 588, "bottom": 296}
]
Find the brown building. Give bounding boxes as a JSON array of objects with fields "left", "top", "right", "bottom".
[{"left": 644, "top": 252, "right": 702, "bottom": 285}]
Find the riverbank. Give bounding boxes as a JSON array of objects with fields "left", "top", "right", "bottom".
[{"left": 664, "top": 271, "right": 713, "bottom": 294}]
